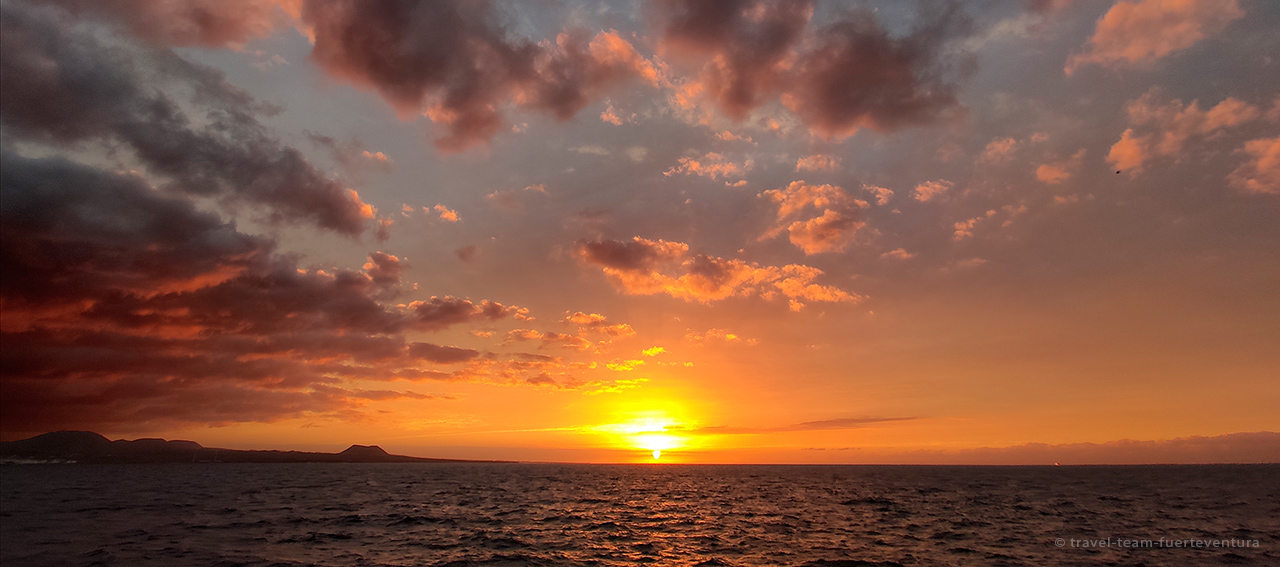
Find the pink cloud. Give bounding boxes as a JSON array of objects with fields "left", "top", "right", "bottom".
[
  {"left": 912, "top": 179, "right": 954, "bottom": 202},
  {"left": 1065, "top": 0, "right": 1244, "bottom": 74},
  {"left": 1229, "top": 136, "right": 1280, "bottom": 195}
]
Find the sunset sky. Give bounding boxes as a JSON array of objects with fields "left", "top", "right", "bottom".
[{"left": 2, "top": 0, "right": 1277, "bottom": 464}]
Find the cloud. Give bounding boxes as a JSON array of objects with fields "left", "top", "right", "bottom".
[
  {"left": 487, "top": 184, "right": 548, "bottom": 211},
  {"left": 694, "top": 416, "right": 916, "bottom": 435},
  {"left": 0, "top": 152, "right": 524, "bottom": 434},
  {"left": 1229, "top": 136, "right": 1280, "bottom": 195},
  {"left": 1035, "top": 164, "right": 1070, "bottom": 184},
  {"left": 761, "top": 181, "right": 867, "bottom": 254},
  {"left": 571, "top": 145, "right": 610, "bottom": 156},
  {"left": 432, "top": 204, "right": 461, "bottom": 222},
  {"left": 565, "top": 312, "right": 636, "bottom": 337},
  {"left": 795, "top": 154, "right": 841, "bottom": 172},
  {"left": 605, "top": 359, "right": 645, "bottom": 372},
  {"left": 863, "top": 184, "right": 894, "bottom": 206},
  {"left": 1107, "top": 128, "right": 1150, "bottom": 173},
  {"left": 912, "top": 179, "right": 954, "bottom": 202},
  {"left": 880, "top": 248, "right": 916, "bottom": 260},
  {"left": 0, "top": 3, "right": 375, "bottom": 235},
  {"left": 715, "top": 130, "right": 756, "bottom": 145},
  {"left": 407, "top": 342, "right": 481, "bottom": 364},
  {"left": 505, "top": 330, "right": 594, "bottom": 352},
  {"left": 655, "top": 0, "right": 972, "bottom": 139},
  {"left": 656, "top": 0, "right": 813, "bottom": 120},
  {"left": 600, "top": 100, "right": 633, "bottom": 125},
  {"left": 780, "top": 3, "right": 972, "bottom": 139},
  {"left": 40, "top": 0, "right": 292, "bottom": 48},
  {"left": 576, "top": 237, "right": 860, "bottom": 309},
  {"left": 1108, "top": 89, "right": 1263, "bottom": 174},
  {"left": 1034, "top": 149, "right": 1085, "bottom": 184},
  {"left": 406, "top": 297, "right": 513, "bottom": 332},
  {"left": 362, "top": 252, "right": 406, "bottom": 290},
  {"left": 664, "top": 152, "right": 753, "bottom": 180},
  {"left": 1065, "top": 0, "right": 1244, "bottom": 75},
  {"left": 306, "top": 133, "right": 394, "bottom": 173},
  {"left": 683, "top": 328, "right": 757, "bottom": 346},
  {"left": 301, "top": 1, "right": 656, "bottom": 151},
  {"left": 979, "top": 137, "right": 1017, "bottom": 164}
]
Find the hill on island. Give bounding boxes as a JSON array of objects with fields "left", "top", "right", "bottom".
[{"left": 0, "top": 431, "right": 500, "bottom": 464}]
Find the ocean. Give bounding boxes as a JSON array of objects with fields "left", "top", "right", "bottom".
[{"left": 1, "top": 463, "right": 1275, "bottom": 566}]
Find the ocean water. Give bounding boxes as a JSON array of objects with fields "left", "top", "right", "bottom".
[{"left": 1, "top": 464, "right": 1275, "bottom": 566}]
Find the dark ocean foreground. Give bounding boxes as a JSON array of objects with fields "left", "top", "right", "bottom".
[{"left": 1, "top": 464, "right": 1275, "bottom": 566}]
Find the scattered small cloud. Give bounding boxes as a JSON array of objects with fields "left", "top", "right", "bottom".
[
  {"left": 796, "top": 154, "right": 842, "bottom": 172},
  {"left": 664, "top": 152, "right": 753, "bottom": 180},
  {"left": 913, "top": 179, "right": 954, "bottom": 202}
]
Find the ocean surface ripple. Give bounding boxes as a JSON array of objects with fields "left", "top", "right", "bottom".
[{"left": 2, "top": 464, "right": 1276, "bottom": 566}]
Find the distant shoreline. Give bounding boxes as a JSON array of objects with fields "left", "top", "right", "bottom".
[{"left": 0, "top": 431, "right": 512, "bottom": 464}]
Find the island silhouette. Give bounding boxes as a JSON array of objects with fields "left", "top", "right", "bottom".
[{"left": 0, "top": 431, "right": 505, "bottom": 464}]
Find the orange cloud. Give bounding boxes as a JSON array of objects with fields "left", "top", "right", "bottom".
[
  {"left": 432, "top": 204, "right": 460, "bottom": 222},
  {"left": 863, "top": 184, "right": 894, "bottom": 206},
  {"left": 979, "top": 137, "right": 1017, "bottom": 164},
  {"left": 683, "top": 328, "right": 756, "bottom": 346},
  {"left": 1228, "top": 136, "right": 1280, "bottom": 195},
  {"left": 1035, "top": 164, "right": 1070, "bottom": 184},
  {"left": 565, "top": 312, "right": 636, "bottom": 337},
  {"left": 1065, "top": 0, "right": 1244, "bottom": 75},
  {"left": 761, "top": 181, "right": 868, "bottom": 254},
  {"left": 912, "top": 179, "right": 953, "bottom": 202},
  {"left": 1109, "top": 90, "right": 1263, "bottom": 174},
  {"left": 1035, "top": 149, "right": 1085, "bottom": 184},
  {"left": 576, "top": 237, "right": 860, "bottom": 309},
  {"left": 664, "top": 152, "right": 753, "bottom": 180},
  {"left": 880, "top": 248, "right": 915, "bottom": 260},
  {"left": 1108, "top": 128, "right": 1150, "bottom": 173}
]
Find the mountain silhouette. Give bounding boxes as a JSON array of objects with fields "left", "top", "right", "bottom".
[{"left": 0, "top": 431, "right": 502, "bottom": 464}]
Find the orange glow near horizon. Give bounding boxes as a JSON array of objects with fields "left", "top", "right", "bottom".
[{"left": 592, "top": 413, "right": 694, "bottom": 462}]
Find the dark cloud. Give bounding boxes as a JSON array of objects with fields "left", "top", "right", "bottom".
[
  {"left": 575, "top": 237, "right": 687, "bottom": 271},
  {"left": 783, "top": 2, "right": 972, "bottom": 138},
  {"left": 408, "top": 342, "right": 481, "bottom": 364},
  {"left": 363, "top": 251, "right": 406, "bottom": 296},
  {"left": 656, "top": 0, "right": 813, "bottom": 119},
  {"left": 407, "top": 297, "right": 512, "bottom": 332},
  {"left": 0, "top": 1, "right": 375, "bottom": 235},
  {"left": 654, "top": 0, "right": 972, "bottom": 137},
  {"left": 300, "top": 0, "right": 654, "bottom": 151},
  {"left": 0, "top": 153, "right": 273, "bottom": 305},
  {"left": 0, "top": 152, "right": 517, "bottom": 436}
]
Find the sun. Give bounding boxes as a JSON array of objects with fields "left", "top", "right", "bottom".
[{"left": 596, "top": 414, "right": 689, "bottom": 461}]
